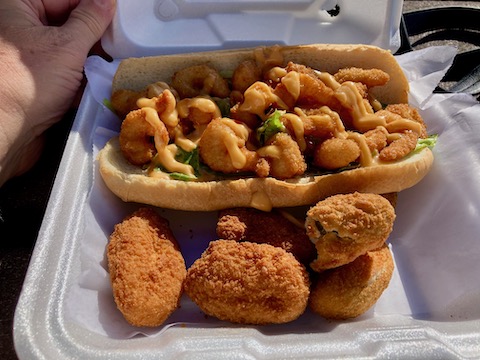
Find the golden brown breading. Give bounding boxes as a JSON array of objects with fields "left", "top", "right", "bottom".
[
  {"left": 313, "top": 137, "right": 361, "bottom": 170},
  {"left": 364, "top": 126, "right": 388, "bottom": 153},
  {"left": 379, "top": 130, "right": 419, "bottom": 162},
  {"left": 385, "top": 103, "right": 428, "bottom": 138},
  {"left": 263, "top": 132, "right": 307, "bottom": 179},
  {"left": 305, "top": 192, "right": 395, "bottom": 272},
  {"left": 216, "top": 208, "right": 316, "bottom": 265},
  {"left": 184, "top": 240, "right": 310, "bottom": 325},
  {"left": 107, "top": 208, "right": 186, "bottom": 327},
  {"left": 309, "top": 244, "right": 394, "bottom": 319},
  {"left": 111, "top": 88, "right": 145, "bottom": 119},
  {"left": 334, "top": 67, "right": 390, "bottom": 88}
]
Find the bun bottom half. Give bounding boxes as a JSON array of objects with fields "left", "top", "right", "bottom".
[{"left": 98, "top": 137, "right": 434, "bottom": 212}]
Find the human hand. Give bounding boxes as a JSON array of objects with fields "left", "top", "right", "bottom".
[{"left": 0, "top": 0, "right": 116, "bottom": 186}]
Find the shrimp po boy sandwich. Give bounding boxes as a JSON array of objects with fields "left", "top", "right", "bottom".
[{"left": 98, "top": 44, "right": 435, "bottom": 211}]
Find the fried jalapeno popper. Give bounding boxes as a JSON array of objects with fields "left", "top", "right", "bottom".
[
  {"left": 107, "top": 208, "right": 186, "bottom": 327},
  {"left": 309, "top": 244, "right": 394, "bottom": 320},
  {"left": 216, "top": 207, "right": 316, "bottom": 265},
  {"left": 184, "top": 240, "right": 310, "bottom": 325},
  {"left": 305, "top": 192, "right": 396, "bottom": 272}
]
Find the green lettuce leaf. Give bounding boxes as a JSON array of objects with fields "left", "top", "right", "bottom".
[
  {"left": 102, "top": 98, "right": 115, "bottom": 113},
  {"left": 256, "top": 110, "right": 286, "bottom": 145},
  {"left": 414, "top": 134, "right": 438, "bottom": 153}
]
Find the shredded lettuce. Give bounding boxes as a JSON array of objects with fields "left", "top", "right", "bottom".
[
  {"left": 153, "top": 147, "right": 200, "bottom": 181},
  {"left": 169, "top": 172, "right": 197, "bottom": 181},
  {"left": 102, "top": 98, "right": 115, "bottom": 113},
  {"left": 175, "top": 147, "right": 199, "bottom": 168},
  {"left": 256, "top": 110, "right": 286, "bottom": 145},
  {"left": 214, "top": 98, "right": 231, "bottom": 117},
  {"left": 173, "top": 147, "right": 200, "bottom": 181},
  {"left": 414, "top": 134, "right": 438, "bottom": 153}
]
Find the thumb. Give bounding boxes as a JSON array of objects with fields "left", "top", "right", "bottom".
[{"left": 63, "top": 0, "right": 116, "bottom": 55}]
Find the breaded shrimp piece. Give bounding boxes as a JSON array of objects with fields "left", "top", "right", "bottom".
[
  {"left": 119, "top": 109, "right": 159, "bottom": 166},
  {"left": 309, "top": 244, "right": 394, "bottom": 319},
  {"left": 259, "top": 132, "right": 307, "bottom": 179},
  {"left": 232, "top": 59, "right": 262, "bottom": 93},
  {"left": 171, "top": 64, "right": 230, "bottom": 99},
  {"left": 198, "top": 117, "right": 262, "bottom": 175},
  {"left": 107, "top": 208, "right": 186, "bottom": 327},
  {"left": 273, "top": 62, "right": 341, "bottom": 110},
  {"left": 379, "top": 130, "right": 419, "bottom": 162},
  {"left": 305, "top": 192, "right": 395, "bottom": 272},
  {"left": 313, "top": 137, "right": 361, "bottom": 170},
  {"left": 216, "top": 208, "right": 316, "bottom": 265},
  {"left": 184, "top": 240, "right": 310, "bottom": 325},
  {"left": 334, "top": 67, "right": 390, "bottom": 88},
  {"left": 111, "top": 88, "right": 146, "bottom": 119},
  {"left": 364, "top": 126, "right": 388, "bottom": 153},
  {"left": 111, "top": 82, "right": 176, "bottom": 120},
  {"left": 385, "top": 103, "right": 428, "bottom": 138}
]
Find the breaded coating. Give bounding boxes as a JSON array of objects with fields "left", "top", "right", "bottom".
[
  {"left": 334, "top": 67, "right": 390, "bottom": 88},
  {"left": 379, "top": 130, "right": 419, "bottom": 162},
  {"left": 364, "top": 126, "right": 388, "bottom": 153},
  {"left": 184, "top": 240, "right": 310, "bottom": 325},
  {"left": 107, "top": 208, "right": 186, "bottom": 327},
  {"left": 111, "top": 88, "right": 145, "bottom": 119},
  {"left": 278, "top": 62, "right": 341, "bottom": 109},
  {"left": 314, "top": 137, "right": 361, "bottom": 170},
  {"left": 385, "top": 103, "right": 428, "bottom": 138},
  {"left": 264, "top": 132, "right": 307, "bottom": 179},
  {"left": 309, "top": 244, "right": 394, "bottom": 319},
  {"left": 305, "top": 192, "right": 395, "bottom": 272},
  {"left": 216, "top": 208, "right": 316, "bottom": 265}
]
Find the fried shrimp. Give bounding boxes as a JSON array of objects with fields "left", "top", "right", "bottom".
[
  {"left": 111, "top": 89, "right": 146, "bottom": 119},
  {"left": 364, "top": 126, "right": 388, "bottom": 153},
  {"left": 385, "top": 104, "right": 428, "bottom": 138},
  {"left": 334, "top": 67, "right": 390, "bottom": 88},
  {"left": 136, "top": 89, "right": 179, "bottom": 129},
  {"left": 258, "top": 132, "right": 307, "bottom": 179},
  {"left": 184, "top": 240, "right": 310, "bottom": 325},
  {"left": 232, "top": 59, "right": 262, "bottom": 93},
  {"left": 279, "top": 62, "right": 341, "bottom": 109},
  {"left": 314, "top": 137, "right": 361, "bottom": 170},
  {"left": 296, "top": 108, "right": 337, "bottom": 139},
  {"left": 198, "top": 117, "right": 262, "bottom": 175},
  {"left": 239, "top": 81, "right": 289, "bottom": 118},
  {"left": 379, "top": 130, "right": 418, "bottom": 162},
  {"left": 216, "top": 207, "right": 316, "bottom": 265},
  {"left": 177, "top": 97, "right": 221, "bottom": 127},
  {"left": 119, "top": 109, "right": 160, "bottom": 166},
  {"left": 107, "top": 208, "right": 186, "bottom": 327},
  {"left": 309, "top": 244, "right": 394, "bottom": 319},
  {"left": 111, "top": 82, "right": 178, "bottom": 120},
  {"left": 146, "top": 81, "right": 179, "bottom": 99},
  {"left": 305, "top": 192, "right": 396, "bottom": 272},
  {"left": 171, "top": 64, "right": 230, "bottom": 99}
]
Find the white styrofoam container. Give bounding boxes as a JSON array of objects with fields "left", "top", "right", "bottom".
[
  {"left": 102, "top": 0, "right": 404, "bottom": 58},
  {"left": 13, "top": 86, "right": 480, "bottom": 359},
  {"left": 13, "top": 1, "right": 480, "bottom": 359}
]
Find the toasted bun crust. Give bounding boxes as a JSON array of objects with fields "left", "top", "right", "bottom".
[
  {"left": 99, "top": 44, "right": 431, "bottom": 211},
  {"left": 98, "top": 137, "right": 433, "bottom": 211},
  {"left": 112, "top": 44, "right": 409, "bottom": 105}
]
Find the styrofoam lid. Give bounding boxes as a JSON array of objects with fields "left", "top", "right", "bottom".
[{"left": 102, "top": 0, "right": 404, "bottom": 59}]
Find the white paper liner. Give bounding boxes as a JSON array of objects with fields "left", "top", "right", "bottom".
[{"left": 65, "top": 46, "right": 480, "bottom": 338}]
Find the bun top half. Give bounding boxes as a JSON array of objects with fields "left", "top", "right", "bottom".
[{"left": 112, "top": 44, "right": 409, "bottom": 105}]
